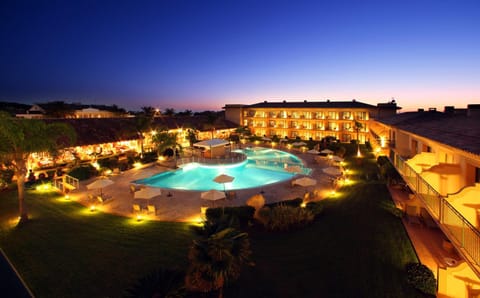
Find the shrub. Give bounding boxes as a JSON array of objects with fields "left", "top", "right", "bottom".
[
  {"left": 405, "top": 262, "right": 436, "bottom": 296},
  {"left": 141, "top": 151, "right": 158, "bottom": 164},
  {"left": 0, "top": 168, "right": 14, "bottom": 185},
  {"left": 205, "top": 206, "right": 255, "bottom": 228},
  {"left": 98, "top": 157, "right": 119, "bottom": 170},
  {"left": 306, "top": 201, "right": 325, "bottom": 215},
  {"left": 257, "top": 205, "right": 315, "bottom": 232},
  {"left": 124, "top": 267, "right": 185, "bottom": 298},
  {"left": 265, "top": 198, "right": 303, "bottom": 208},
  {"left": 68, "top": 164, "right": 98, "bottom": 181}
]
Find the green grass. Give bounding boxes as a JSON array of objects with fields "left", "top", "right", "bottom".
[
  {"left": 0, "top": 147, "right": 428, "bottom": 297},
  {"left": 0, "top": 189, "right": 193, "bottom": 297}
]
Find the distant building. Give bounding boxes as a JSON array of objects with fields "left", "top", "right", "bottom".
[
  {"left": 369, "top": 104, "right": 480, "bottom": 297},
  {"left": 224, "top": 99, "right": 399, "bottom": 143},
  {"left": 15, "top": 104, "right": 46, "bottom": 119},
  {"left": 72, "top": 107, "right": 118, "bottom": 118}
]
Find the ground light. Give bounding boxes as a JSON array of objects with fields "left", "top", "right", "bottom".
[{"left": 90, "top": 205, "right": 96, "bottom": 212}]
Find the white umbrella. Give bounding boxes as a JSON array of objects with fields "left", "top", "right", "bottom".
[
  {"left": 285, "top": 165, "right": 303, "bottom": 173},
  {"left": 86, "top": 178, "right": 114, "bottom": 196},
  {"left": 293, "top": 177, "right": 317, "bottom": 187},
  {"left": 332, "top": 156, "right": 344, "bottom": 162},
  {"left": 213, "top": 174, "right": 235, "bottom": 192},
  {"left": 323, "top": 167, "right": 342, "bottom": 176},
  {"left": 307, "top": 149, "right": 320, "bottom": 154},
  {"left": 201, "top": 189, "right": 226, "bottom": 207},
  {"left": 320, "top": 149, "right": 334, "bottom": 154},
  {"left": 134, "top": 187, "right": 162, "bottom": 199},
  {"left": 291, "top": 141, "right": 307, "bottom": 147},
  {"left": 262, "top": 137, "right": 271, "bottom": 141}
]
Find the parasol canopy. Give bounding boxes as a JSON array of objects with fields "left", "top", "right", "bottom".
[
  {"left": 134, "top": 187, "right": 162, "bottom": 199},
  {"left": 292, "top": 177, "right": 317, "bottom": 187},
  {"left": 323, "top": 167, "right": 343, "bottom": 176}
]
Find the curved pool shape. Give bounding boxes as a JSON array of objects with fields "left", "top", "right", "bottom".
[{"left": 135, "top": 147, "right": 311, "bottom": 191}]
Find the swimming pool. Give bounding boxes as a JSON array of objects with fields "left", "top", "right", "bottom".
[{"left": 134, "top": 147, "right": 311, "bottom": 191}]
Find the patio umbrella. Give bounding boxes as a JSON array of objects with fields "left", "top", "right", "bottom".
[
  {"left": 320, "top": 149, "right": 334, "bottom": 154},
  {"left": 307, "top": 149, "right": 320, "bottom": 154},
  {"left": 285, "top": 165, "right": 303, "bottom": 173},
  {"left": 323, "top": 167, "right": 342, "bottom": 176},
  {"left": 201, "top": 189, "right": 226, "bottom": 207},
  {"left": 134, "top": 187, "right": 162, "bottom": 199},
  {"left": 292, "top": 177, "right": 317, "bottom": 187},
  {"left": 291, "top": 141, "right": 307, "bottom": 147},
  {"left": 262, "top": 137, "right": 271, "bottom": 141},
  {"left": 86, "top": 178, "right": 114, "bottom": 196},
  {"left": 213, "top": 174, "right": 235, "bottom": 192}
]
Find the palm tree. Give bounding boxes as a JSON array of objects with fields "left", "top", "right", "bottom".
[
  {"left": 0, "top": 113, "right": 76, "bottom": 223},
  {"left": 134, "top": 115, "right": 153, "bottom": 158},
  {"left": 124, "top": 267, "right": 185, "bottom": 298},
  {"left": 152, "top": 131, "right": 182, "bottom": 164},
  {"left": 164, "top": 108, "right": 176, "bottom": 117},
  {"left": 186, "top": 219, "right": 254, "bottom": 298},
  {"left": 186, "top": 129, "right": 199, "bottom": 147},
  {"left": 354, "top": 120, "right": 363, "bottom": 157}
]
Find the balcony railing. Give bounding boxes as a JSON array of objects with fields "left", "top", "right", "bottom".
[{"left": 395, "top": 155, "right": 480, "bottom": 275}]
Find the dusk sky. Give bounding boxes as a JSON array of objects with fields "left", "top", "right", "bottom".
[{"left": 1, "top": 0, "right": 479, "bottom": 112}]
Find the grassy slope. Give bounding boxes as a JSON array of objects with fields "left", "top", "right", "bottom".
[
  {"left": 0, "top": 190, "right": 193, "bottom": 297},
  {"left": 226, "top": 157, "right": 426, "bottom": 297}
]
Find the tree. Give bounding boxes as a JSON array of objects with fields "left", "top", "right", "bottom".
[
  {"left": 186, "top": 129, "right": 198, "bottom": 147},
  {"left": 0, "top": 113, "right": 76, "bottom": 223},
  {"left": 354, "top": 120, "right": 363, "bottom": 157},
  {"left": 152, "top": 131, "right": 182, "bottom": 162},
  {"left": 141, "top": 106, "right": 157, "bottom": 118},
  {"left": 134, "top": 115, "right": 153, "bottom": 158},
  {"left": 354, "top": 120, "right": 363, "bottom": 143},
  {"left": 185, "top": 225, "right": 254, "bottom": 297},
  {"left": 164, "top": 108, "right": 176, "bottom": 117}
]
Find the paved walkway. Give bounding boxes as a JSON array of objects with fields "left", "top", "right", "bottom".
[
  {"left": 388, "top": 185, "right": 463, "bottom": 277},
  {"left": 68, "top": 150, "right": 333, "bottom": 222}
]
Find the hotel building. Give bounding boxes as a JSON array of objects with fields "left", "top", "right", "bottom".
[
  {"left": 224, "top": 99, "right": 398, "bottom": 142},
  {"left": 370, "top": 105, "right": 480, "bottom": 297}
]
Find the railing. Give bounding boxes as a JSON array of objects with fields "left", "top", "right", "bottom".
[
  {"left": 53, "top": 174, "right": 79, "bottom": 193},
  {"left": 395, "top": 155, "right": 480, "bottom": 273},
  {"left": 177, "top": 152, "right": 247, "bottom": 167}
]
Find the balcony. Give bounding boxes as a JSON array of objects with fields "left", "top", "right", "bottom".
[{"left": 395, "top": 155, "right": 480, "bottom": 277}]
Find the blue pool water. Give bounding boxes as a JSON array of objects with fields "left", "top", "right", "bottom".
[{"left": 135, "top": 147, "right": 310, "bottom": 191}]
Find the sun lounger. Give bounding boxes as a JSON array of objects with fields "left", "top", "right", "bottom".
[
  {"left": 133, "top": 204, "right": 142, "bottom": 214},
  {"left": 147, "top": 204, "right": 157, "bottom": 215}
]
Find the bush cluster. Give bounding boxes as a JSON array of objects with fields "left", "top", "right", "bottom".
[
  {"left": 405, "top": 262, "right": 436, "bottom": 296},
  {"left": 205, "top": 206, "right": 255, "bottom": 228},
  {"left": 257, "top": 204, "right": 315, "bottom": 232},
  {"left": 265, "top": 198, "right": 303, "bottom": 208},
  {"left": 306, "top": 201, "right": 325, "bottom": 215},
  {"left": 140, "top": 152, "right": 158, "bottom": 164},
  {"left": 68, "top": 164, "right": 98, "bottom": 181}
]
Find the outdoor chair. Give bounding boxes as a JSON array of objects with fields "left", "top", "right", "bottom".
[
  {"left": 147, "top": 204, "right": 157, "bottom": 215},
  {"left": 129, "top": 184, "right": 137, "bottom": 194},
  {"left": 406, "top": 205, "right": 422, "bottom": 226},
  {"left": 227, "top": 191, "right": 237, "bottom": 200},
  {"left": 133, "top": 204, "right": 142, "bottom": 214}
]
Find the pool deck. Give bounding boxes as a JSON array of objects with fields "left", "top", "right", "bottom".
[{"left": 69, "top": 150, "right": 334, "bottom": 222}]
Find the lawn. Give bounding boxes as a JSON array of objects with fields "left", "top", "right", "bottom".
[
  {"left": 0, "top": 148, "right": 428, "bottom": 297},
  {"left": 0, "top": 189, "right": 193, "bottom": 297}
]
